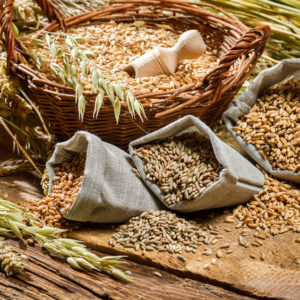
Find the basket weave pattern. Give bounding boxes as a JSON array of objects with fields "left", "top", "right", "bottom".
[{"left": 0, "top": 0, "right": 270, "bottom": 149}]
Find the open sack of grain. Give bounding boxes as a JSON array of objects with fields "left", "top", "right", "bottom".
[
  {"left": 129, "top": 115, "right": 265, "bottom": 212},
  {"left": 224, "top": 59, "right": 300, "bottom": 184},
  {"left": 46, "top": 132, "right": 162, "bottom": 223}
]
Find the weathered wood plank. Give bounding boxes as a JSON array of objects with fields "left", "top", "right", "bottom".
[
  {"left": 3, "top": 240, "right": 254, "bottom": 300},
  {"left": 70, "top": 221, "right": 300, "bottom": 300}
]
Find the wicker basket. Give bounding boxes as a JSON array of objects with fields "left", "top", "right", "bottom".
[{"left": 0, "top": 0, "right": 270, "bottom": 149}]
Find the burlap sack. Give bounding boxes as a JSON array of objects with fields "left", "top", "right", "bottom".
[
  {"left": 224, "top": 59, "right": 300, "bottom": 184},
  {"left": 46, "top": 131, "right": 162, "bottom": 223},
  {"left": 129, "top": 115, "right": 264, "bottom": 212}
]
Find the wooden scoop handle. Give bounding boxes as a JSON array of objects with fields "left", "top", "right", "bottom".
[
  {"left": 172, "top": 30, "right": 206, "bottom": 61},
  {"left": 123, "top": 30, "right": 206, "bottom": 78}
]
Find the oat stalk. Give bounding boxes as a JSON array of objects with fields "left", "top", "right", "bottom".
[
  {"left": 28, "top": 33, "right": 145, "bottom": 123},
  {"left": 0, "top": 199, "right": 132, "bottom": 282}
]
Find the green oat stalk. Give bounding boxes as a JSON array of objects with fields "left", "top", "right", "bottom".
[
  {"left": 28, "top": 32, "right": 145, "bottom": 123},
  {"left": 0, "top": 199, "right": 132, "bottom": 282}
]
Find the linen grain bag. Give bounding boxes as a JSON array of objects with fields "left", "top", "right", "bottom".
[
  {"left": 224, "top": 59, "right": 300, "bottom": 183},
  {"left": 129, "top": 115, "right": 264, "bottom": 212},
  {"left": 46, "top": 131, "right": 162, "bottom": 223}
]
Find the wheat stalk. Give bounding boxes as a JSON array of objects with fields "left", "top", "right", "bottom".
[
  {"left": 0, "top": 237, "right": 27, "bottom": 276},
  {"left": 197, "top": 0, "right": 300, "bottom": 60},
  {"left": 52, "top": 0, "right": 107, "bottom": 17},
  {"left": 0, "top": 199, "right": 132, "bottom": 282}
]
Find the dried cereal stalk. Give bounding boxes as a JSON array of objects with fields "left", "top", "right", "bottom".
[
  {"left": 11, "top": 0, "right": 41, "bottom": 30},
  {"left": 133, "top": 133, "right": 221, "bottom": 205},
  {"left": 1, "top": 43, "right": 51, "bottom": 161},
  {"left": 41, "top": 169, "right": 49, "bottom": 195},
  {"left": 52, "top": 0, "right": 107, "bottom": 17},
  {"left": 0, "top": 199, "right": 131, "bottom": 282},
  {"left": 9, "top": 0, "right": 107, "bottom": 31},
  {"left": 0, "top": 117, "right": 43, "bottom": 177},
  {"left": 202, "top": 0, "right": 300, "bottom": 60},
  {"left": 233, "top": 78, "right": 300, "bottom": 173},
  {"left": 0, "top": 159, "right": 31, "bottom": 176},
  {"left": 0, "top": 238, "right": 26, "bottom": 276}
]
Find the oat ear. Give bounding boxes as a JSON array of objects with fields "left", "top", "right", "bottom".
[
  {"left": 27, "top": 31, "right": 145, "bottom": 122},
  {"left": 0, "top": 199, "right": 131, "bottom": 281}
]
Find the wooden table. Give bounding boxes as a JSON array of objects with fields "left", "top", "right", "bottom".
[
  {"left": 2, "top": 239, "right": 254, "bottom": 300},
  {"left": 0, "top": 170, "right": 299, "bottom": 300}
]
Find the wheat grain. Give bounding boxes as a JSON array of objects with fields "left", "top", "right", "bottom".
[
  {"left": 233, "top": 78, "right": 300, "bottom": 173},
  {"left": 23, "top": 21, "right": 218, "bottom": 102},
  {"left": 133, "top": 133, "right": 221, "bottom": 205},
  {"left": 229, "top": 174, "right": 300, "bottom": 243},
  {"left": 29, "top": 153, "right": 85, "bottom": 229}
]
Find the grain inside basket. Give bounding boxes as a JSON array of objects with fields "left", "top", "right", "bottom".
[{"left": 23, "top": 21, "right": 219, "bottom": 102}]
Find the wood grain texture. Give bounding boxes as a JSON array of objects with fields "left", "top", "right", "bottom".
[
  {"left": 70, "top": 218, "right": 300, "bottom": 300},
  {"left": 1, "top": 240, "right": 254, "bottom": 300}
]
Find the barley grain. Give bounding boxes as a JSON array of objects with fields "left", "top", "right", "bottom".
[
  {"left": 110, "top": 210, "right": 220, "bottom": 254},
  {"left": 134, "top": 133, "right": 221, "bottom": 205}
]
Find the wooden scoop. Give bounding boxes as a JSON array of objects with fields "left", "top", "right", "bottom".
[{"left": 123, "top": 30, "right": 206, "bottom": 78}]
